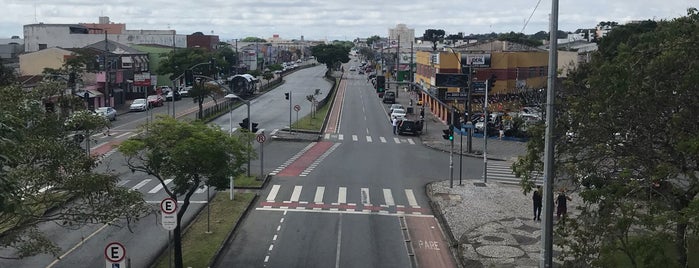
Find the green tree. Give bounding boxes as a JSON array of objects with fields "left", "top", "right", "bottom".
[
  {"left": 262, "top": 71, "right": 274, "bottom": 87},
  {"left": 0, "top": 84, "right": 149, "bottom": 259},
  {"left": 366, "top": 35, "right": 381, "bottom": 47},
  {"left": 118, "top": 116, "right": 251, "bottom": 268},
  {"left": 310, "top": 44, "right": 350, "bottom": 71},
  {"left": 156, "top": 47, "right": 212, "bottom": 80},
  {"left": 497, "top": 31, "right": 543, "bottom": 47},
  {"left": 190, "top": 79, "right": 224, "bottom": 120},
  {"left": 422, "top": 29, "right": 445, "bottom": 51},
  {"left": 241, "top": 37, "right": 266, "bottom": 43},
  {"left": 0, "top": 59, "right": 16, "bottom": 87},
  {"left": 513, "top": 8, "right": 699, "bottom": 267}
]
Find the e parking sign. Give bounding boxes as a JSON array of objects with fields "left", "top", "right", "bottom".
[{"left": 161, "top": 198, "right": 178, "bottom": 230}]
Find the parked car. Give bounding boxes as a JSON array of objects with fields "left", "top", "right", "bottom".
[
  {"left": 179, "top": 86, "right": 191, "bottom": 97},
  {"left": 129, "top": 98, "right": 150, "bottom": 112},
  {"left": 397, "top": 119, "right": 422, "bottom": 136},
  {"left": 147, "top": 95, "right": 164, "bottom": 107},
  {"left": 390, "top": 108, "right": 407, "bottom": 121},
  {"left": 95, "top": 107, "right": 117, "bottom": 121},
  {"left": 382, "top": 91, "right": 396, "bottom": 104},
  {"left": 389, "top": 104, "right": 404, "bottom": 114},
  {"left": 165, "top": 90, "right": 181, "bottom": 101}
]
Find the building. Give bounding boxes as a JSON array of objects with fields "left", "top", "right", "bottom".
[
  {"left": 23, "top": 16, "right": 186, "bottom": 52},
  {"left": 388, "top": 24, "right": 415, "bottom": 49},
  {"left": 187, "top": 32, "right": 219, "bottom": 51},
  {"left": 18, "top": 47, "right": 73, "bottom": 76}
]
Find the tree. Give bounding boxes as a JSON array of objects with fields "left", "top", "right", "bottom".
[
  {"left": 0, "top": 59, "right": 16, "bottom": 86},
  {"left": 497, "top": 31, "right": 543, "bottom": 47},
  {"left": 513, "top": 8, "right": 699, "bottom": 267},
  {"left": 0, "top": 83, "right": 149, "bottom": 259},
  {"left": 156, "top": 47, "right": 212, "bottom": 81},
  {"left": 241, "top": 37, "right": 266, "bottom": 43},
  {"left": 310, "top": 44, "right": 350, "bottom": 71},
  {"left": 190, "top": 79, "right": 224, "bottom": 120},
  {"left": 118, "top": 116, "right": 251, "bottom": 268},
  {"left": 358, "top": 47, "right": 374, "bottom": 61},
  {"left": 366, "top": 35, "right": 381, "bottom": 47},
  {"left": 422, "top": 29, "right": 445, "bottom": 51},
  {"left": 262, "top": 71, "right": 274, "bottom": 87}
]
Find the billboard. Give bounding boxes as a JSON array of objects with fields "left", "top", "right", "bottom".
[
  {"left": 461, "top": 53, "right": 491, "bottom": 68},
  {"left": 435, "top": 73, "right": 470, "bottom": 88}
]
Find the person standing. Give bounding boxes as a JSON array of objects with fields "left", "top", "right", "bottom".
[
  {"left": 532, "top": 186, "right": 542, "bottom": 221},
  {"left": 556, "top": 189, "right": 572, "bottom": 221},
  {"left": 391, "top": 116, "right": 398, "bottom": 135}
]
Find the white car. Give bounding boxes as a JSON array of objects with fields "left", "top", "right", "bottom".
[
  {"left": 389, "top": 104, "right": 404, "bottom": 114},
  {"left": 390, "top": 108, "right": 407, "bottom": 121},
  {"left": 179, "top": 86, "right": 191, "bottom": 97},
  {"left": 95, "top": 107, "right": 117, "bottom": 121},
  {"left": 129, "top": 98, "right": 149, "bottom": 112}
]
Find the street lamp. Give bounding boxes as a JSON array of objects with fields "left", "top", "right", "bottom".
[{"left": 225, "top": 93, "right": 252, "bottom": 178}]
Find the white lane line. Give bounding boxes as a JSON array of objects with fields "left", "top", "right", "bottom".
[
  {"left": 116, "top": 180, "right": 130, "bottom": 187},
  {"left": 130, "top": 179, "right": 151, "bottom": 191},
  {"left": 393, "top": 137, "right": 401, "bottom": 144},
  {"left": 289, "top": 185, "right": 302, "bottom": 202},
  {"left": 314, "top": 186, "right": 325, "bottom": 203},
  {"left": 405, "top": 189, "right": 419, "bottom": 207},
  {"left": 366, "top": 136, "right": 372, "bottom": 142},
  {"left": 383, "top": 189, "right": 395, "bottom": 206},
  {"left": 338, "top": 187, "right": 347, "bottom": 204},
  {"left": 255, "top": 207, "right": 435, "bottom": 218},
  {"left": 115, "top": 132, "right": 131, "bottom": 139},
  {"left": 148, "top": 179, "right": 172, "bottom": 193},
  {"left": 267, "top": 184, "right": 281, "bottom": 202},
  {"left": 380, "top": 137, "right": 387, "bottom": 143},
  {"left": 407, "top": 138, "right": 415, "bottom": 145},
  {"left": 273, "top": 235, "right": 277, "bottom": 241},
  {"left": 195, "top": 185, "right": 207, "bottom": 194},
  {"left": 46, "top": 223, "right": 111, "bottom": 268},
  {"left": 338, "top": 134, "right": 344, "bottom": 140},
  {"left": 335, "top": 214, "right": 343, "bottom": 268},
  {"left": 361, "top": 188, "right": 370, "bottom": 205},
  {"left": 352, "top": 135, "right": 358, "bottom": 141},
  {"left": 324, "top": 133, "right": 330, "bottom": 139},
  {"left": 264, "top": 256, "right": 269, "bottom": 263}
]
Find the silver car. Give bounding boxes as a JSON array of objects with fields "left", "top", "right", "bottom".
[
  {"left": 95, "top": 107, "right": 117, "bottom": 121},
  {"left": 130, "top": 98, "right": 149, "bottom": 112}
]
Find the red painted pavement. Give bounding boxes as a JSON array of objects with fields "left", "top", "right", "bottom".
[
  {"left": 406, "top": 217, "right": 457, "bottom": 268},
  {"left": 275, "top": 141, "right": 334, "bottom": 176}
]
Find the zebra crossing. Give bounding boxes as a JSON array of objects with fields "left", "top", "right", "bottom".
[
  {"left": 486, "top": 161, "right": 543, "bottom": 185},
  {"left": 323, "top": 133, "right": 417, "bottom": 145},
  {"left": 259, "top": 184, "right": 428, "bottom": 216},
  {"left": 117, "top": 178, "right": 209, "bottom": 197}
]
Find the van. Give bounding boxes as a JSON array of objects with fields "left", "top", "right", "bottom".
[{"left": 382, "top": 91, "right": 396, "bottom": 104}]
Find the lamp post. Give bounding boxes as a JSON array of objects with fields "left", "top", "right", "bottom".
[{"left": 225, "top": 93, "right": 252, "bottom": 179}]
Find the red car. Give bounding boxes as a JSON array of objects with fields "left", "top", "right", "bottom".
[{"left": 147, "top": 95, "right": 164, "bottom": 107}]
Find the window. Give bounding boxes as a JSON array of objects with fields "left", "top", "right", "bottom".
[{"left": 38, "top": 44, "right": 47, "bottom": 50}]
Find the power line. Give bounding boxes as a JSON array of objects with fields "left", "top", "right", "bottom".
[{"left": 521, "top": 0, "right": 543, "bottom": 33}]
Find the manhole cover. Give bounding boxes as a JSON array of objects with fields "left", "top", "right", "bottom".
[{"left": 473, "top": 182, "right": 487, "bottom": 187}]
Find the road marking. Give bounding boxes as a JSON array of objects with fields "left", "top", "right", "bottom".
[
  {"left": 115, "top": 132, "right": 132, "bottom": 139},
  {"left": 335, "top": 214, "right": 343, "bottom": 268},
  {"left": 361, "top": 188, "right": 370, "bottom": 205},
  {"left": 338, "top": 187, "right": 347, "bottom": 204},
  {"left": 380, "top": 137, "right": 387, "bottom": 143},
  {"left": 256, "top": 207, "right": 434, "bottom": 218},
  {"left": 324, "top": 133, "right": 330, "bottom": 139},
  {"left": 338, "top": 134, "right": 344, "bottom": 140},
  {"left": 130, "top": 179, "right": 151, "bottom": 191},
  {"left": 290, "top": 185, "right": 302, "bottom": 202},
  {"left": 352, "top": 135, "right": 358, "bottom": 141},
  {"left": 407, "top": 138, "right": 415, "bottom": 145},
  {"left": 46, "top": 223, "right": 111, "bottom": 268},
  {"left": 270, "top": 129, "right": 279, "bottom": 136},
  {"left": 116, "top": 180, "right": 129, "bottom": 187},
  {"left": 256, "top": 128, "right": 265, "bottom": 134},
  {"left": 405, "top": 189, "right": 419, "bottom": 207},
  {"left": 314, "top": 186, "right": 325, "bottom": 203},
  {"left": 195, "top": 185, "right": 207, "bottom": 194},
  {"left": 383, "top": 189, "right": 395, "bottom": 206},
  {"left": 393, "top": 137, "right": 401, "bottom": 144},
  {"left": 366, "top": 136, "right": 372, "bottom": 142},
  {"left": 148, "top": 179, "right": 172, "bottom": 193},
  {"left": 267, "top": 184, "right": 281, "bottom": 201}
]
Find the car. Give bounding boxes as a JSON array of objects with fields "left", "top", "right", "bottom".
[
  {"left": 296, "top": 59, "right": 302, "bottom": 63},
  {"left": 349, "top": 66, "right": 356, "bottom": 71},
  {"left": 147, "top": 95, "right": 164, "bottom": 107},
  {"left": 95, "top": 107, "right": 117, "bottom": 121},
  {"left": 382, "top": 91, "right": 396, "bottom": 104},
  {"left": 274, "top": 70, "right": 282, "bottom": 74},
  {"left": 397, "top": 119, "right": 422, "bottom": 136},
  {"left": 129, "top": 98, "right": 150, "bottom": 112},
  {"left": 390, "top": 108, "right": 406, "bottom": 121},
  {"left": 389, "top": 104, "right": 404, "bottom": 114},
  {"left": 165, "top": 90, "right": 181, "bottom": 101},
  {"left": 179, "top": 86, "right": 191, "bottom": 97}
]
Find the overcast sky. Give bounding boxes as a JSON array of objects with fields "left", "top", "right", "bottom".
[{"left": 1, "top": 0, "right": 695, "bottom": 41}]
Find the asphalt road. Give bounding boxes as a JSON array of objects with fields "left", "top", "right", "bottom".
[{"left": 215, "top": 60, "right": 473, "bottom": 267}]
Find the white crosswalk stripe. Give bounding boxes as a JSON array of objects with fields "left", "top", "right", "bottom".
[
  {"left": 320, "top": 133, "right": 417, "bottom": 145},
  {"left": 314, "top": 186, "right": 325, "bottom": 203},
  {"left": 486, "top": 161, "right": 543, "bottom": 185},
  {"left": 264, "top": 185, "right": 422, "bottom": 208},
  {"left": 148, "top": 179, "right": 172, "bottom": 193}
]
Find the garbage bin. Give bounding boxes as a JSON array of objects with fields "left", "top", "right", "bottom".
[{"left": 406, "top": 107, "right": 414, "bottom": 114}]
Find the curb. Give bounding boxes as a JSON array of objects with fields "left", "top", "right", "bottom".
[
  {"left": 208, "top": 192, "right": 260, "bottom": 268},
  {"left": 425, "top": 182, "right": 467, "bottom": 268}
]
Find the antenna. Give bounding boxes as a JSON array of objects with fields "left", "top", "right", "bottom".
[{"left": 33, "top": 1, "right": 38, "bottom": 23}]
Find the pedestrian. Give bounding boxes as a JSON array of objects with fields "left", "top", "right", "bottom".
[
  {"left": 532, "top": 186, "right": 542, "bottom": 221},
  {"left": 392, "top": 116, "right": 398, "bottom": 135},
  {"left": 498, "top": 124, "right": 504, "bottom": 140},
  {"left": 420, "top": 108, "right": 425, "bottom": 119},
  {"left": 555, "top": 189, "right": 572, "bottom": 221}
]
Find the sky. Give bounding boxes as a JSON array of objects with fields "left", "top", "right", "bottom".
[{"left": 0, "top": 0, "right": 695, "bottom": 41}]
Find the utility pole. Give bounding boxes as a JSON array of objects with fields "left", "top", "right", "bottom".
[
  {"left": 467, "top": 66, "right": 473, "bottom": 153},
  {"left": 396, "top": 34, "right": 400, "bottom": 97},
  {"left": 104, "top": 31, "right": 109, "bottom": 107},
  {"left": 541, "top": 0, "right": 560, "bottom": 267}
]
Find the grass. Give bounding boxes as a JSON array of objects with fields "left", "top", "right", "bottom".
[
  {"left": 152, "top": 192, "right": 255, "bottom": 268},
  {"left": 607, "top": 234, "right": 698, "bottom": 267},
  {"left": 235, "top": 174, "right": 265, "bottom": 188},
  {"left": 290, "top": 78, "right": 338, "bottom": 132}
]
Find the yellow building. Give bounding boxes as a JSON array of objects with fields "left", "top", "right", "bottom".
[{"left": 19, "top": 47, "right": 74, "bottom": 76}]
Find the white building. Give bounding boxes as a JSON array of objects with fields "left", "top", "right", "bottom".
[{"left": 388, "top": 24, "right": 415, "bottom": 48}]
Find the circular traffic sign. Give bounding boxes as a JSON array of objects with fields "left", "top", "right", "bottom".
[
  {"left": 104, "top": 242, "right": 126, "bottom": 262},
  {"left": 293, "top": 104, "right": 301, "bottom": 111},
  {"left": 256, "top": 133, "right": 266, "bottom": 143},
  {"left": 160, "top": 197, "right": 177, "bottom": 215}
]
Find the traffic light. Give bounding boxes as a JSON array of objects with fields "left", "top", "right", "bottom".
[
  {"left": 487, "top": 74, "right": 496, "bottom": 89},
  {"left": 376, "top": 75, "right": 385, "bottom": 93},
  {"left": 284, "top": 92, "right": 290, "bottom": 100},
  {"left": 209, "top": 58, "right": 216, "bottom": 72},
  {"left": 442, "top": 125, "right": 454, "bottom": 141},
  {"left": 184, "top": 69, "right": 194, "bottom": 87},
  {"left": 68, "top": 72, "right": 76, "bottom": 87},
  {"left": 239, "top": 118, "right": 259, "bottom": 132}
]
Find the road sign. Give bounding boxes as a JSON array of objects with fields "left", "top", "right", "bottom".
[
  {"left": 435, "top": 73, "right": 469, "bottom": 88},
  {"left": 293, "top": 104, "right": 301, "bottom": 111},
  {"left": 104, "top": 242, "right": 126, "bottom": 265},
  {"left": 445, "top": 92, "right": 468, "bottom": 100},
  {"left": 471, "top": 81, "right": 486, "bottom": 94},
  {"left": 256, "top": 133, "right": 266, "bottom": 143},
  {"left": 160, "top": 198, "right": 177, "bottom": 231}
]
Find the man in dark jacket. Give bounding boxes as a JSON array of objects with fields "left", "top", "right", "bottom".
[{"left": 532, "top": 186, "right": 542, "bottom": 221}]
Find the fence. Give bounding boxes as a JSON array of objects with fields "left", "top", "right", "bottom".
[{"left": 196, "top": 99, "right": 235, "bottom": 120}]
